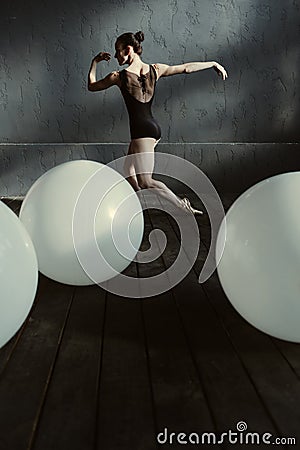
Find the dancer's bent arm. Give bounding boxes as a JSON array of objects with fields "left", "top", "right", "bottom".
[
  {"left": 88, "top": 52, "right": 118, "bottom": 91},
  {"left": 155, "top": 61, "right": 228, "bottom": 80}
]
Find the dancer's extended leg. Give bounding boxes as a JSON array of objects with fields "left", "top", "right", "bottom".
[
  {"left": 123, "top": 138, "right": 202, "bottom": 214},
  {"left": 129, "top": 137, "right": 187, "bottom": 209}
]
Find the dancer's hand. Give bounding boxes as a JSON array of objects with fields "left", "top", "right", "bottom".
[
  {"left": 93, "top": 52, "right": 111, "bottom": 63},
  {"left": 213, "top": 62, "right": 228, "bottom": 80}
]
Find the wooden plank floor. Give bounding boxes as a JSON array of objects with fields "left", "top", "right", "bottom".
[{"left": 0, "top": 197, "right": 300, "bottom": 449}]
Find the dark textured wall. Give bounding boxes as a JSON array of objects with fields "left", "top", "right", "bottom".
[
  {"left": 1, "top": 0, "right": 299, "bottom": 143},
  {"left": 0, "top": 0, "right": 299, "bottom": 196},
  {"left": 1, "top": 142, "right": 299, "bottom": 198}
]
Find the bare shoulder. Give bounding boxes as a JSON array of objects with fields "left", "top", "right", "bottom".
[
  {"left": 88, "top": 70, "right": 121, "bottom": 92},
  {"left": 152, "top": 63, "right": 169, "bottom": 79},
  {"left": 153, "top": 63, "right": 186, "bottom": 78},
  {"left": 110, "top": 70, "right": 121, "bottom": 84}
]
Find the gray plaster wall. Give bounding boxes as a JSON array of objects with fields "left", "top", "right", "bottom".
[
  {"left": 1, "top": 0, "right": 299, "bottom": 143},
  {"left": 0, "top": 0, "right": 300, "bottom": 196},
  {"left": 1, "top": 142, "right": 299, "bottom": 199}
]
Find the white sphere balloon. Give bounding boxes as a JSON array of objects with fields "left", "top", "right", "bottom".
[
  {"left": 216, "top": 172, "right": 300, "bottom": 342},
  {"left": 19, "top": 160, "right": 144, "bottom": 285},
  {"left": 0, "top": 201, "right": 38, "bottom": 348}
]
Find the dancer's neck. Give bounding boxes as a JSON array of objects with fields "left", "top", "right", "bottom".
[{"left": 126, "top": 54, "right": 146, "bottom": 73}]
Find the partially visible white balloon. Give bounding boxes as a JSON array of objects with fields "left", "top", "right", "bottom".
[
  {"left": 216, "top": 172, "right": 300, "bottom": 343},
  {"left": 19, "top": 160, "right": 144, "bottom": 286},
  {"left": 0, "top": 201, "right": 38, "bottom": 348}
]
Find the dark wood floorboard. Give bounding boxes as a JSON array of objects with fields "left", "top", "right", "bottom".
[
  {"left": 203, "top": 273, "right": 300, "bottom": 441},
  {"left": 197, "top": 209, "right": 300, "bottom": 442},
  {"left": 271, "top": 338, "right": 300, "bottom": 379},
  {"left": 31, "top": 284, "right": 106, "bottom": 450},
  {"left": 0, "top": 276, "right": 47, "bottom": 377},
  {"left": 139, "top": 207, "right": 219, "bottom": 450},
  {"left": 154, "top": 197, "right": 285, "bottom": 449},
  {"left": 0, "top": 276, "right": 74, "bottom": 450},
  {"left": 175, "top": 194, "right": 298, "bottom": 447},
  {"left": 96, "top": 263, "right": 157, "bottom": 450}
]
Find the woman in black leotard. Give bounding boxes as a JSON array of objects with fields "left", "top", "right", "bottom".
[
  {"left": 88, "top": 31, "right": 227, "bottom": 214},
  {"left": 118, "top": 63, "right": 161, "bottom": 141}
]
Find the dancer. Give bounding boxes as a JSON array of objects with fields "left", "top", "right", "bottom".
[{"left": 88, "top": 31, "right": 227, "bottom": 214}]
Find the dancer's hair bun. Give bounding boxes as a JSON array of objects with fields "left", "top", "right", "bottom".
[{"left": 135, "top": 31, "right": 144, "bottom": 43}]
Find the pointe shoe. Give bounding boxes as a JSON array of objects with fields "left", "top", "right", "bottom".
[{"left": 181, "top": 197, "right": 203, "bottom": 215}]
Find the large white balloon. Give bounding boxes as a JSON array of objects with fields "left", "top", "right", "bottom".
[
  {"left": 19, "top": 160, "right": 144, "bottom": 285},
  {"left": 216, "top": 172, "right": 300, "bottom": 343},
  {"left": 0, "top": 201, "right": 38, "bottom": 348}
]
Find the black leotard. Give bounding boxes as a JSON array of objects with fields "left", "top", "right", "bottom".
[{"left": 119, "top": 64, "right": 161, "bottom": 141}]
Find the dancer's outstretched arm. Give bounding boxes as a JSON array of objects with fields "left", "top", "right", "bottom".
[
  {"left": 155, "top": 61, "right": 228, "bottom": 80},
  {"left": 88, "top": 52, "right": 118, "bottom": 91}
]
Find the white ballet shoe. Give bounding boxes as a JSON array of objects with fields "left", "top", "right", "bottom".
[{"left": 181, "top": 197, "right": 203, "bottom": 215}]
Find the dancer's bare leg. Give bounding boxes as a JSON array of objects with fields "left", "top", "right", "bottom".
[
  {"left": 123, "top": 141, "right": 141, "bottom": 192},
  {"left": 129, "top": 137, "right": 185, "bottom": 208}
]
